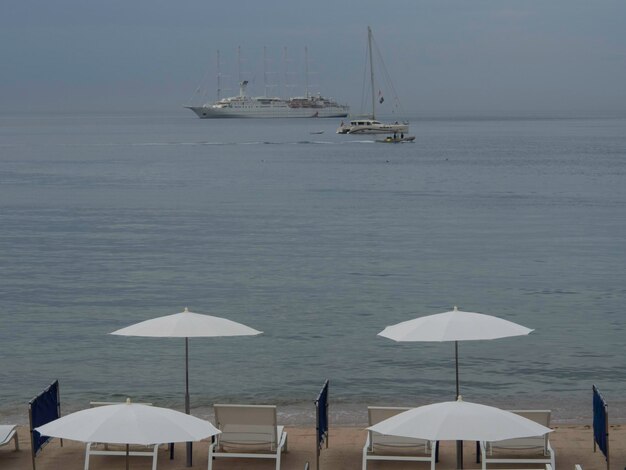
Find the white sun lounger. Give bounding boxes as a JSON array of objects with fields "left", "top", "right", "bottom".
[
  {"left": 0, "top": 425, "right": 19, "bottom": 451},
  {"left": 480, "top": 410, "right": 555, "bottom": 470},
  {"left": 209, "top": 404, "right": 287, "bottom": 470},
  {"left": 84, "top": 401, "right": 158, "bottom": 470},
  {"left": 363, "top": 406, "right": 436, "bottom": 470}
]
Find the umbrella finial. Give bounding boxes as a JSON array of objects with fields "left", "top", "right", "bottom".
[
  {"left": 457, "top": 395, "right": 463, "bottom": 402},
  {"left": 126, "top": 397, "right": 131, "bottom": 404},
  {"left": 453, "top": 305, "right": 459, "bottom": 311},
  {"left": 184, "top": 307, "right": 189, "bottom": 313}
]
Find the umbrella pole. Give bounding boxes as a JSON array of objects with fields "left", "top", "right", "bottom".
[
  {"left": 185, "top": 337, "right": 190, "bottom": 414},
  {"left": 455, "top": 340, "right": 460, "bottom": 399},
  {"left": 455, "top": 340, "right": 464, "bottom": 469},
  {"left": 185, "top": 337, "right": 193, "bottom": 467},
  {"left": 126, "top": 444, "right": 130, "bottom": 470}
]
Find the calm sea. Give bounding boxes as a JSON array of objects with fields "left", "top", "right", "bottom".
[{"left": 1, "top": 112, "right": 625, "bottom": 425}]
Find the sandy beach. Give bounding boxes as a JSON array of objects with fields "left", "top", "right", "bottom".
[{"left": 1, "top": 424, "right": 623, "bottom": 470}]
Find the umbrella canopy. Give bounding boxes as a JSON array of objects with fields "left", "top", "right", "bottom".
[
  {"left": 368, "top": 398, "right": 552, "bottom": 442},
  {"left": 111, "top": 307, "right": 262, "bottom": 338},
  {"left": 35, "top": 400, "right": 220, "bottom": 446},
  {"left": 378, "top": 306, "right": 532, "bottom": 342},
  {"left": 111, "top": 307, "right": 261, "bottom": 466}
]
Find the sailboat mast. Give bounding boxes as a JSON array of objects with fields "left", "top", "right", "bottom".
[
  {"left": 263, "top": 46, "right": 268, "bottom": 97},
  {"left": 368, "top": 26, "right": 375, "bottom": 119},
  {"left": 283, "top": 46, "right": 288, "bottom": 99}
]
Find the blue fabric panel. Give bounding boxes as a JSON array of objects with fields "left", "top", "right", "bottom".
[
  {"left": 315, "top": 380, "right": 329, "bottom": 451},
  {"left": 30, "top": 380, "right": 60, "bottom": 456},
  {"left": 592, "top": 385, "right": 608, "bottom": 459}
]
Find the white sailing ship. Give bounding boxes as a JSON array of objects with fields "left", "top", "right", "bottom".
[
  {"left": 186, "top": 48, "right": 348, "bottom": 119},
  {"left": 337, "top": 27, "right": 409, "bottom": 135},
  {"left": 187, "top": 81, "right": 348, "bottom": 118}
]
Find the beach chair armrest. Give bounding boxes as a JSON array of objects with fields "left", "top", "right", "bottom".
[
  {"left": 363, "top": 432, "right": 372, "bottom": 453},
  {"left": 277, "top": 428, "right": 288, "bottom": 452},
  {"left": 479, "top": 441, "right": 488, "bottom": 456}
]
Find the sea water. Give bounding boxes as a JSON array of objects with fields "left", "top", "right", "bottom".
[{"left": 1, "top": 112, "right": 625, "bottom": 425}]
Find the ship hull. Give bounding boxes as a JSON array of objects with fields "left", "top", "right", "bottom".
[
  {"left": 337, "top": 123, "right": 409, "bottom": 134},
  {"left": 347, "top": 124, "right": 409, "bottom": 134},
  {"left": 186, "top": 106, "right": 348, "bottom": 119}
]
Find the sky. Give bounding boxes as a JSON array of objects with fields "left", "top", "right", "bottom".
[{"left": 1, "top": 0, "right": 626, "bottom": 115}]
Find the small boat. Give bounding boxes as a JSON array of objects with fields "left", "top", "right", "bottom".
[{"left": 376, "top": 135, "right": 415, "bottom": 143}]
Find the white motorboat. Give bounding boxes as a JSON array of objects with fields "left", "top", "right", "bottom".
[{"left": 337, "top": 118, "right": 408, "bottom": 135}]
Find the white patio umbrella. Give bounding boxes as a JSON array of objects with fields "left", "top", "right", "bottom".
[
  {"left": 378, "top": 306, "right": 532, "bottom": 468},
  {"left": 378, "top": 306, "right": 532, "bottom": 399},
  {"left": 111, "top": 307, "right": 262, "bottom": 466},
  {"left": 368, "top": 398, "right": 552, "bottom": 442},
  {"left": 35, "top": 399, "right": 220, "bottom": 470}
]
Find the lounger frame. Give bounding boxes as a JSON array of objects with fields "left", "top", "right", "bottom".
[
  {"left": 363, "top": 406, "right": 436, "bottom": 470},
  {"left": 84, "top": 443, "right": 159, "bottom": 470},
  {"left": 209, "top": 404, "right": 288, "bottom": 470},
  {"left": 480, "top": 410, "right": 555, "bottom": 470},
  {"left": 0, "top": 425, "right": 19, "bottom": 451}
]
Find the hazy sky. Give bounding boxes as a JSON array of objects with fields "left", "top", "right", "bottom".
[{"left": 2, "top": 0, "right": 625, "bottom": 114}]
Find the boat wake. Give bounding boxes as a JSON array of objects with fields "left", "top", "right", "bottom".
[
  {"left": 131, "top": 140, "right": 376, "bottom": 146},
  {"left": 21, "top": 140, "right": 378, "bottom": 148}
]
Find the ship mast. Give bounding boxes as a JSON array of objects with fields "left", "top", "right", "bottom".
[
  {"left": 237, "top": 46, "right": 242, "bottom": 85},
  {"left": 368, "top": 26, "right": 375, "bottom": 119},
  {"left": 305, "top": 46, "right": 310, "bottom": 99},
  {"left": 216, "top": 50, "right": 221, "bottom": 101}
]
